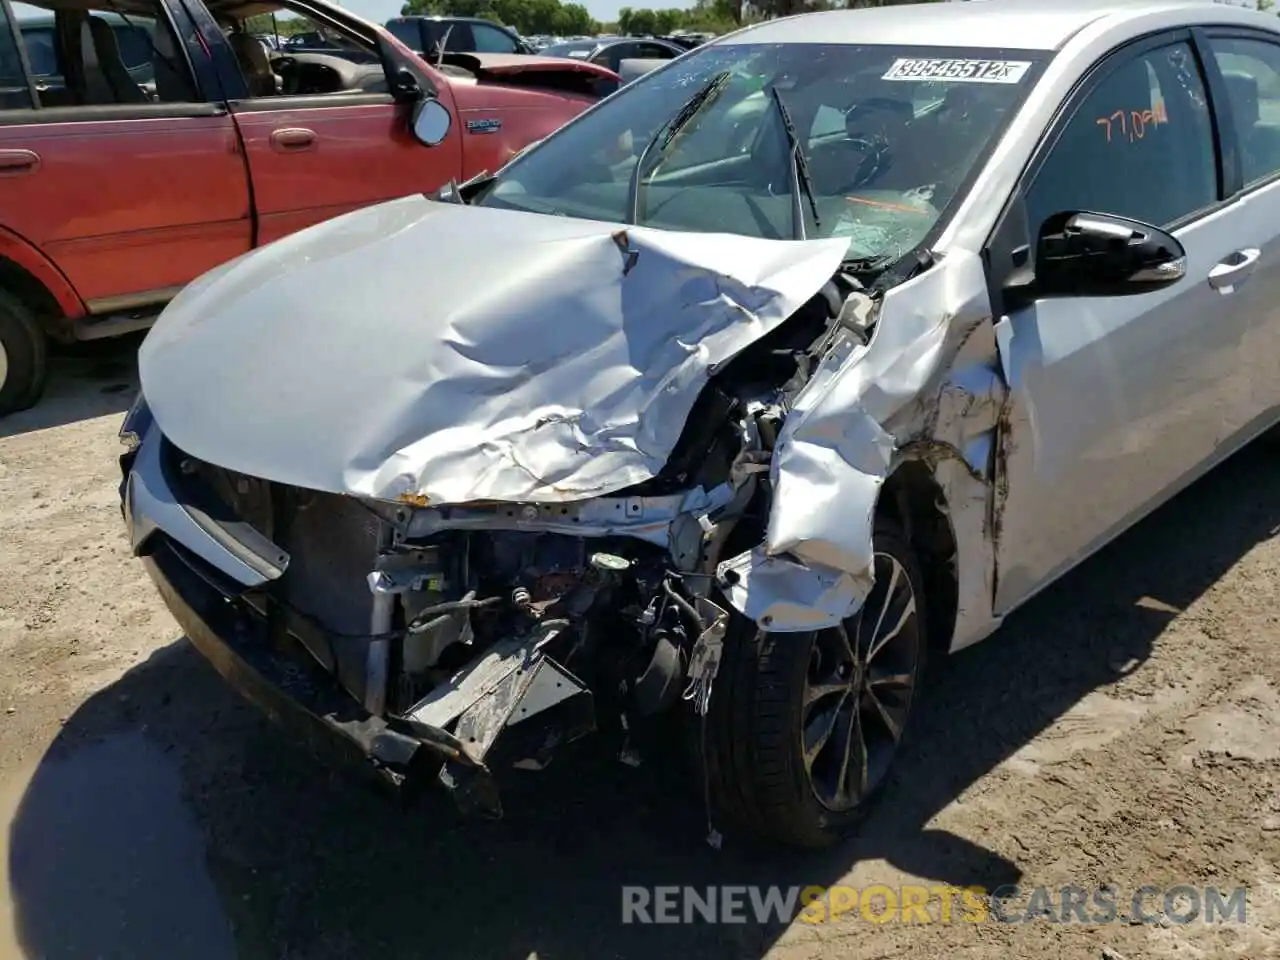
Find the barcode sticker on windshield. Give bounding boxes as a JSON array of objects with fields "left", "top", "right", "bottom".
[{"left": 881, "top": 58, "right": 1032, "bottom": 83}]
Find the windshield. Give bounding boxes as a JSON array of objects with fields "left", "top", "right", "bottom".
[{"left": 478, "top": 43, "right": 1046, "bottom": 265}]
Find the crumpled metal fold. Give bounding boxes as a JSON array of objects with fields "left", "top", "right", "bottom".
[
  {"left": 718, "top": 251, "right": 991, "bottom": 631},
  {"left": 140, "top": 196, "right": 849, "bottom": 505}
]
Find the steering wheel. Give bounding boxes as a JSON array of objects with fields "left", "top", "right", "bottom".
[
  {"left": 270, "top": 56, "right": 299, "bottom": 95},
  {"left": 833, "top": 98, "right": 911, "bottom": 191},
  {"left": 829, "top": 134, "right": 887, "bottom": 191}
]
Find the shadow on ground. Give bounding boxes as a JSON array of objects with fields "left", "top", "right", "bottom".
[
  {"left": 7, "top": 443, "right": 1280, "bottom": 960},
  {"left": 0, "top": 337, "right": 142, "bottom": 440}
]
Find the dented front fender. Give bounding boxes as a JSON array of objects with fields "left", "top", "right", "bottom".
[{"left": 717, "top": 251, "right": 1006, "bottom": 640}]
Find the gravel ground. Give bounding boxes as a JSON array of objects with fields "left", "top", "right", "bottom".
[{"left": 0, "top": 339, "right": 1278, "bottom": 960}]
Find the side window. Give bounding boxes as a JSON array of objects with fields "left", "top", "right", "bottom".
[
  {"left": 808, "top": 104, "right": 845, "bottom": 144},
  {"left": 1206, "top": 36, "right": 1280, "bottom": 187},
  {"left": 636, "top": 42, "right": 675, "bottom": 60},
  {"left": 471, "top": 24, "right": 516, "bottom": 54},
  {"left": 602, "top": 43, "right": 637, "bottom": 73},
  {"left": 443, "top": 23, "right": 472, "bottom": 52},
  {"left": 228, "top": 10, "right": 379, "bottom": 98},
  {"left": 9, "top": 2, "right": 197, "bottom": 107},
  {"left": 1027, "top": 41, "right": 1217, "bottom": 231},
  {"left": 1, "top": 1, "right": 32, "bottom": 108}
]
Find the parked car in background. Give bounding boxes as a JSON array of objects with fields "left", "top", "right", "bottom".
[
  {"left": 0, "top": 0, "right": 618, "bottom": 414},
  {"left": 660, "top": 32, "right": 713, "bottom": 50},
  {"left": 383, "top": 15, "right": 533, "bottom": 57},
  {"left": 118, "top": 0, "right": 1280, "bottom": 848},
  {"left": 541, "top": 35, "right": 684, "bottom": 73}
]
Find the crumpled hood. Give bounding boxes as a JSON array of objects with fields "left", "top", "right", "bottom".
[{"left": 140, "top": 195, "right": 847, "bottom": 504}]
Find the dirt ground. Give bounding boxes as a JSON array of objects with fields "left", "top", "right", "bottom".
[{"left": 0, "top": 339, "right": 1278, "bottom": 960}]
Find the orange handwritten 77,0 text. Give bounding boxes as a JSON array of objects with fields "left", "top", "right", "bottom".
[{"left": 1096, "top": 99, "right": 1169, "bottom": 143}]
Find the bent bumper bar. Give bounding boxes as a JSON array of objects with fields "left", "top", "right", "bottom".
[{"left": 142, "top": 533, "right": 504, "bottom": 814}]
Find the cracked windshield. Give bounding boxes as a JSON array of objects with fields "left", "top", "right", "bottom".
[{"left": 480, "top": 44, "right": 1044, "bottom": 266}]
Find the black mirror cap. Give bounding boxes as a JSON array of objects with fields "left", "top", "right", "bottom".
[
  {"left": 390, "top": 66, "right": 422, "bottom": 101},
  {"left": 1031, "top": 210, "right": 1187, "bottom": 300}
]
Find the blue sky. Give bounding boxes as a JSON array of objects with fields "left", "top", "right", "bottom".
[{"left": 333, "top": 0, "right": 629, "bottom": 27}]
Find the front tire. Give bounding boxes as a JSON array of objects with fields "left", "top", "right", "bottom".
[
  {"left": 0, "top": 289, "right": 48, "bottom": 416},
  {"left": 704, "top": 515, "right": 927, "bottom": 847}
]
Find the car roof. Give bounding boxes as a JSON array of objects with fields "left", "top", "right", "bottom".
[{"left": 724, "top": 0, "right": 1272, "bottom": 52}]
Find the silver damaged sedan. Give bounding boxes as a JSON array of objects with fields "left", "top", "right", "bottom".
[{"left": 120, "top": 0, "right": 1280, "bottom": 847}]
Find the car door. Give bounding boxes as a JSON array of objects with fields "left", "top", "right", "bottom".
[
  {"left": 1198, "top": 28, "right": 1280, "bottom": 432},
  {"left": 215, "top": 4, "right": 463, "bottom": 245},
  {"left": 0, "top": 0, "right": 249, "bottom": 313},
  {"left": 988, "top": 32, "right": 1257, "bottom": 613}
]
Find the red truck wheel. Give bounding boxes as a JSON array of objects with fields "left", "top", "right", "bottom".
[{"left": 0, "top": 289, "right": 48, "bottom": 417}]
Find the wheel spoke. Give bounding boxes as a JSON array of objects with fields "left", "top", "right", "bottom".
[
  {"left": 868, "top": 668, "right": 914, "bottom": 692},
  {"left": 804, "top": 679, "right": 850, "bottom": 710},
  {"left": 865, "top": 559, "right": 902, "bottom": 657},
  {"left": 865, "top": 686, "right": 905, "bottom": 744},
  {"left": 833, "top": 621, "right": 856, "bottom": 663},
  {"left": 867, "top": 586, "right": 915, "bottom": 665},
  {"left": 841, "top": 701, "right": 868, "bottom": 802},
  {"left": 802, "top": 693, "right": 848, "bottom": 770}
]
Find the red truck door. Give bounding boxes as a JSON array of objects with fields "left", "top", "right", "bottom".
[
  {"left": 209, "top": 4, "right": 463, "bottom": 244},
  {"left": 0, "top": 0, "right": 250, "bottom": 319}
]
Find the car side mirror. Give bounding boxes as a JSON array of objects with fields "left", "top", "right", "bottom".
[
  {"left": 1024, "top": 211, "right": 1187, "bottom": 302},
  {"left": 411, "top": 97, "right": 451, "bottom": 147}
]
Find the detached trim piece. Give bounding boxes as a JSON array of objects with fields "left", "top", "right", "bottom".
[{"left": 122, "top": 425, "right": 287, "bottom": 587}]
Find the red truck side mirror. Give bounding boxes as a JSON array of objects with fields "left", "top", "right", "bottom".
[{"left": 412, "top": 98, "right": 451, "bottom": 147}]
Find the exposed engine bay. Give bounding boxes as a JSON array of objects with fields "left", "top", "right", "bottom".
[{"left": 176, "top": 266, "right": 872, "bottom": 819}]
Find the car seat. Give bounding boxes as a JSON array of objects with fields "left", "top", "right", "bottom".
[{"left": 82, "top": 14, "right": 149, "bottom": 103}]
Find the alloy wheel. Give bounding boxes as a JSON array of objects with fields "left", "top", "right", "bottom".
[{"left": 800, "top": 550, "right": 922, "bottom": 811}]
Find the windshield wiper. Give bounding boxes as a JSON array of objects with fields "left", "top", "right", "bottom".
[
  {"left": 626, "top": 69, "right": 732, "bottom": 224},
  {"left": 768, "top": 85, "right": 821, "bottom": 239}
]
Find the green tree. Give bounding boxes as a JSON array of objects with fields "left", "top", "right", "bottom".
[{"left": 554, "top": 3, "right": 596, "bottom": 33}]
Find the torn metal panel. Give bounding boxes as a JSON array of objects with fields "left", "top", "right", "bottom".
[
  {"left": 139, "top": 196, "right": 848, "bottom": 506},
  {"left": 719, "top": 250, "right": 1006, "bottom": 637},
  {"left": 719, "top": 547, "right": 864, "bottom": 633}
]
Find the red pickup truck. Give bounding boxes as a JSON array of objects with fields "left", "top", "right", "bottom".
[{"left": 0, "top": 0, "right": 617, "bottom": 414}]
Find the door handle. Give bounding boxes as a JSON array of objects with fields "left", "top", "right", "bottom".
[
  {"left": 268, "top": 127, "right": 316, "bottom": 152},
  {"left": 1208, "top": 248, "right": 1261, "bottom": 294},
  {"left": 0, "top": 149, "right": 40, "bottom": 177}
]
